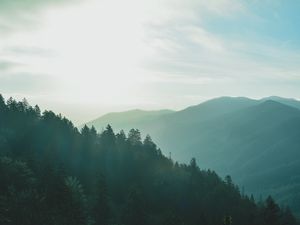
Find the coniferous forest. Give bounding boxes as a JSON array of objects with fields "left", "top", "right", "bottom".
[{"left": 0, "top": 95, "right": 298, "bottom": 225}]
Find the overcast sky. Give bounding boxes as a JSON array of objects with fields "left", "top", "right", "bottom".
[{"left": 0, "top": 0, "right": 299, "bottom": 124}]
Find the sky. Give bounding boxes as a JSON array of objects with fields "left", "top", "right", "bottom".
[{"left": 0, "top": 0, "right": 299, "bottom": 124}]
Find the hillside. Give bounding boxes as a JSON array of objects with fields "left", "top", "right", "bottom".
[
  {"left": 180, "top": 100, "right": 300, "bottom": 214},
  {"left": 85, "top": 96, "right": 300, "bottom": 217},
  {"left": 2, "top": 95, "right": 297, "bottom": 225},
  {"left": 84, "top": 109, "right": 174, "bottom": 133},
  {"left": 261, "top": 96, "right": 300, "bottom": 110}
]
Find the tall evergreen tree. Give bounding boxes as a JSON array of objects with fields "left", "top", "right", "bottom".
[
  {"left": 264, "top": 196, "right": 281, "bottom": 225},
  {"left": 128, "top": 129, "right": 142, "bottom": 146},
  {"left": 122, "top": 187, "right": 147, "bottom": 225},
  {"left": 93, "top": 174, "right": 110, "bottom": 225}
]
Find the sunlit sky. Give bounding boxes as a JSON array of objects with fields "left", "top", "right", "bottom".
[{"left": 0, "top": 0, "right": 299, "bottom": 124}]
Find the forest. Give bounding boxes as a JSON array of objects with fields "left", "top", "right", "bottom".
[{"left": 0, "top": 94, "right": 298, "bottom": 225}]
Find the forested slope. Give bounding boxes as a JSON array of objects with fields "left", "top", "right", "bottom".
[
  {"left": 86, "top": 97, "right": 300, "bottom": 217},
  {"left": 0, "top": 95, "right": 298, "bottom": 225}
]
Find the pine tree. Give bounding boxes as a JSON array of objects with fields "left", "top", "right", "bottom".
[
  {"left": 101, "top": 125, "right": 116, "bottom": 150},
  {"left": 143, "top": 134, "right": 155, "bottom": 148},
  {"left": 93, "top": 174, "right": 110, "bottom": 225},
  {"left": 0, "top": 94, "right": 5, "bottom": 110},
  {"left": 225, "top": 175, "right": 233, "bottom": 187},
  {"left": 81, "top": 125, "right": 90, "bottom": 137},
  {"left": 116, "top": 130, "right": 127, "bottom": 147},
  {"left": 122, "top": 187, "right": 147, "bottom": 225},
  {"left": 250, "top": 194, "right": 255, "bottom": 203},
  {"left": 34, "top": 105, "right": 41, "bottom": 117},
  {"left": 189, "top": 158, "right": 198, "bottom": 171},
  {"left": 281, "top": 207, "right": 297, "bottom": 225},
  {"left": 63, "top": 176, "right": 88, "bottom": 225},
  {"left": 128, "top": 129, "right": 142, "bottom": 146},
  {"left": 264, "top": 196, "right": 280, "bottom": 225}
]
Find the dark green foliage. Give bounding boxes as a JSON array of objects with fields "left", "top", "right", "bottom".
[
  {"left": 86, "top": 96, "right": 300, "bottom": 218},
  {"left": 93, "top": 174, "right": 110, "bottom": 225},
  {"left": 281, "top": 207, "right": 298, "bottom": 225},
  {"left": 63, "top": 176, "right": 89, "bottom": 225},
  {"left": 0, "top": 96, "right": 298, "bottom": 225},
  {"left": 128, "top": 128, "right": 142, "bottom": 146},
  {"left": 122, "top": 187, "right": 147, "bottom": 225},
  {"left": 162, "top": 210, "right": 183, "bottom": 225},
  {"left": 223, "top": 215, "right": 232, "bottom": 225},
  {"left": 263, "top": 196, "right": 281, "bottom": 225}
]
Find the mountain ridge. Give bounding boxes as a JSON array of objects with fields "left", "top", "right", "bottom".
[{"left": 84, "top": 96, "right": 300, "bottom": 217}]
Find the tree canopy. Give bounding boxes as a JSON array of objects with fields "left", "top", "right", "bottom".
[{"left": 0, "top": 94, "right": 298, "bottom": 225}]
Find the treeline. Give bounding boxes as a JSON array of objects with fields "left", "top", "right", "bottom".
[{"left": 0, "top": 95, "right": 298, "bottom": 225}]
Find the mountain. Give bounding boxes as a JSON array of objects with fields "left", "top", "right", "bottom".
[
  {"left": 85, "top": 96, "right": 300, "bottom": 217},
  {"left": 179, "top": 100, "right": 300, "bottom": 212},
  {"left": 3, "top": 95, "right": 297, "bottom": 225},
  {"left": 261, "top": 96, "right": 300, "bottom": 110},
  {"left": 84, "top": 109, "right": 174, "bottom": 132}
]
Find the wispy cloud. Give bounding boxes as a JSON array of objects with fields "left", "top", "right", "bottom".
[
  {"left": 0, "top": 0, "right": 81, "bottom": 35},
  {"left": 142, "top": 0, "right": 300, "bottom": 79},
  {"left": 0, "top": 72, "right": 54, "bottom": 95},
  {"left": 0, "top": 0, "right": 78, "bottom": 12},
  {"left": 3, "top": 46, "right": 56, "bottom": 57},
  {"left": 0, "top": 60, "right": 21, "bottom": 71}
]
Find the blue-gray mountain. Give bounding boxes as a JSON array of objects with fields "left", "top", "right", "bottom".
[{"left": 85, "top": 96, "right": 300, "bottom": 217}]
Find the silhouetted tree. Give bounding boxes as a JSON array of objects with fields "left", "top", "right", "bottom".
[
  {"left": 189, "top": 157, "right": 198, "bottom": 171},
  {"left": 93, "top": 174, "right": 110, "bottom": 225},
  {"left": 264, "top": 196, "right": 280, "bottom": 225},
  {"left": 0, "top": 95, "right": 298, "bottom": 225},
  {"left": 281, "top": 207, "right": 298, "bottom": 225},
  {"left": 128, "top": 129, "right": 142, "bottom": 146},
  {"left": 122, "top": 187, "right": 147, "bottom": 225}
]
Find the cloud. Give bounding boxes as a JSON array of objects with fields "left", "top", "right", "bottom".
[
  {"left": 181, "top": 26, "right": 225, "bottom": 52},
  {"left": 4, "top": 46, "right": 56, "bottom": 57},
  {"left": 0, "top": 0, "right": 81, "bottom": 34},
  {"left": 171, "top": 0, "right": 245, "bottom": 17},
  {"left": 0, "top": 72, "right": 54, "bottom": 95},
  {"left": 0, "top": 60, "right": 21, "bottom": 71},
  {"left": 0, "top": 0, "right": 78, "bottom": 12},
  {"left": 141, "top": 0, "right": 300, "bottom": 85}
]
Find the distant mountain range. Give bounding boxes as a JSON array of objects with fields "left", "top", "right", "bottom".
[
  {"left": 84, "top": 96, "right": 300, "bottom": 217},
  {"left": 85, "top": 109, "right": 174, "bottom": 132}
]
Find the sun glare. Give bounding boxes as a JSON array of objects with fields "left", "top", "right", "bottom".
[{"left": 6, "top": 0, "right": 154, "bottom": 105}]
